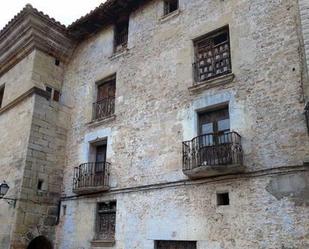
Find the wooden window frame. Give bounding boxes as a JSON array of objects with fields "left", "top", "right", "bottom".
[
  {"left": 93, "top": 75, "right": 116, "bottom": 121},
  {"left": 95, "top": 201, "right": 116, "bottom": 241},
  {"left": 193, "top": 26, "right": 232, "bottom": 83},
  {"left": 198, "top": 105, "right": 230, "bottom": 136},
  {"left": 45, "top": 85, "right": 61, "bottom": 102}
]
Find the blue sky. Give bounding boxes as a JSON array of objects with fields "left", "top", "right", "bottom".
[{"left": 0, "top": 0, "right": 106, "bottom": 29}]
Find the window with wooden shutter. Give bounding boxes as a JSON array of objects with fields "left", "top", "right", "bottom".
[
  {"left": 193, "top": 26, "right": 231, "bottom": 82},
  {"left": 96, "top": 201, "right": 116, "bottom": 241},
  {"left": 93, "top": 76, "right": 116, "bottom": 120}
]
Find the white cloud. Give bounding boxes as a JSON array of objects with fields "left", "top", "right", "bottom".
[{"left": 0, "top": 0, "right": 106, "bottom": 30}]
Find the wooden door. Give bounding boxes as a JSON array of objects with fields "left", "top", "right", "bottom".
[
  {"left": 198, "top": 107, "right": 231, "bottom": 165},
  {"left": 156, "top": 241, "right": 196, "bottom": 249},
  {"left": 97, "top": 80, "right": 116, "bottom": 101},
  {"left": 96, "top": 145, "right": 107, "bottom": 163}
]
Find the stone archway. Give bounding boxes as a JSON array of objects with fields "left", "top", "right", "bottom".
[{"left": 26, "top": 236, "right": 53, "bottom": 249}]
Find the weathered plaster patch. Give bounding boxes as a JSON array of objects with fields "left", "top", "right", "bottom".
[{"left": 266, "top": 172, "right": 309, "bottom": 206}]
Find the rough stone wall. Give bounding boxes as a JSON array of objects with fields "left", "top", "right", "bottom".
[
  {"left": 0, "top": 50, "right": 65, "bottom": 107},
  {"left": 9, "top": 94, "right": 69, "bottom": 249},
  {"left": 0, "top": 49, "right": 69, "bottom": 249},
  {"left": 0, "top": 97, "right": 33, "bottom": 249},
  {"left": 56, "top": 0, "right": 309, "bottom": 248},
  {"left": 0, "top": 51, "right": 36, "bottom": 105},
  {"left": 57, "top": 171, "right": 309, "bottom": 249},
  {"left": 298, "top": 0, "right": 309, "bottom": 100},
  {"left": 61, "top": 0, "right": 309, "bottom": 193}
]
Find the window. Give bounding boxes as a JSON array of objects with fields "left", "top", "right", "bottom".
[
  {"left": 96, "top": 201, "right": 116, "bottom": 241},
  {"left": 46, "top": 86, "right": 61, "bottom": 102},
  {"left": 217, "top": 192, "right": 230, "bottom": 206},
  {"left": 197, "top": 106, "right": 232, "bottom": 165},
  {"left": 0, "top": 85, "right": 4, "bottom": 108},
  {"left": 198, "top": 106, "right": 230, "bottom": 140},
  {"left": 164, "top": 0, "right": 179, "bottom": 16},
  {"left": 114, "top": 19, "right": 129, "bottom": 53},
  {"left": 37, "top": 179, "right": 44, "bottom": 190},
  {"left": 156, "top": 241, "right": 196, "bottom": 249},
  {"left": 93, "top": 76, "right": 116, "bottom": 120},
  {"left": 194, "top": 26, "right": 231, "bottom": 82}
]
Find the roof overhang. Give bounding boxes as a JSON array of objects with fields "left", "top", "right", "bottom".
[
  {"left": 0, "top": 4, "right": 75, "bottom": 77},
  {"left": 68, "top": 0, "right": 147, "bottom": 40}
]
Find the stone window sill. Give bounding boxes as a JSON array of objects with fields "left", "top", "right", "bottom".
[
  {"left": 109, "top": 48, "right": 129, "bottom": 60},
  {"left": 91, "top": 240, "right": 115, "bottom": 247},
  {"left": 189, "top": 73, "right": 235, "bottom": 93},
  {"left": 160, "top": 9, "right": 181, "bottom": 23},
  {"left": 86, "top": 114, "right": 116, "bottom": 128}
]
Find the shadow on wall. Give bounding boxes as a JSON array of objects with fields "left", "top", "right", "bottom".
[{"left": 26, "top": 236, "right": 52, "bottom": 249}]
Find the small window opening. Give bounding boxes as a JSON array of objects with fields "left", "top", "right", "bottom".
[
  {"left": 55, "top": 59, "right": 60, "bottom": 66},
  {"left": 164, "top": 0, "right": 179, "bottom": 15},
  {"left": 46, "top": 86, "right": 61, "bottom": 102},
  {"left": 46, "top": 86, "right": 52, "bottom": 95},
  {"left": 0, "top": 85, "right": 4, "bottom": 108},
  {"left": 37, "top": 180, "right": 44, "bottom": 191},
  {"left": 217, "top": 192, "right": 229, "bottom": 206},
  {"left": 53, "top": 90, "right": 60, "bottom": 102},
  {"left": 62, "top": 205, "right": 67, "bottom": 216},
  {"left": 114, "top": 19, "right": 129, "bottom": 52}
]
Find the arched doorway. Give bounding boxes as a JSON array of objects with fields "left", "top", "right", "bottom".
[{"left": 27, "top": 236, "right": 52, "bottom": 249}]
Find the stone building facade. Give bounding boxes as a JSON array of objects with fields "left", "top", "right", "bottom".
[{"left": 0, "top": 1, "right": 308, "bottom": 249}]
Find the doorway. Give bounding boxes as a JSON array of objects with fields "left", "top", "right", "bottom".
[{"left": 27, "top": 236, "right": 52, "bottom": 249}]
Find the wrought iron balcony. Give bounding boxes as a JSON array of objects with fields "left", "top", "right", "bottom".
[
  {"left": 182, "top": 131, "right": 244, "bottom": 178},
  {"left": 73, "top": 162, "right": 110, "bottom": 194},
  {"left": 92, "top": 97, "right": 115, "bottom": 121}
]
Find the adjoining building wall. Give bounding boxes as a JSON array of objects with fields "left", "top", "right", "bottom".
[
  {"left": 0, "top": 97, "right": 33, "bottom": 249},
  {"left": 0, "top": 49, "right": 70, "bottom": 249},
  {"left": 56, "top": 0, "right": 309, "bottom": 248},
  {"left": 9, "top": 94, "right": 69, "bottom": 249}
]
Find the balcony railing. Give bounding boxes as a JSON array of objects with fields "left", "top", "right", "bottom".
[
  {"left": 73, "top": 162, "right": 110, "bottom": 194},
  {"left": 182, "top": 132, "right": 243, "bottom": 177},
  {"left": 93, "top": 97, "right": 115, "bottom": 121}
]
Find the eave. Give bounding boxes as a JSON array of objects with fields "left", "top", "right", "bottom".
[
  {"left": 68, "top": 0, "right": 148, "bottom": 40},
  {"left": 0, "top": 4, "right": 75, "bottom": 77}
]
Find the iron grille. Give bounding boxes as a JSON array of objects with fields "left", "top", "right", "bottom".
[
  {"left": 96, "top": 202, "right": 116, "bottom": 241},
  {"left": 193, "top": 27, "right": 231, "bottom": 83},
  {"left": 182, "top": 131, "right": 242, "bottom": 171}
]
